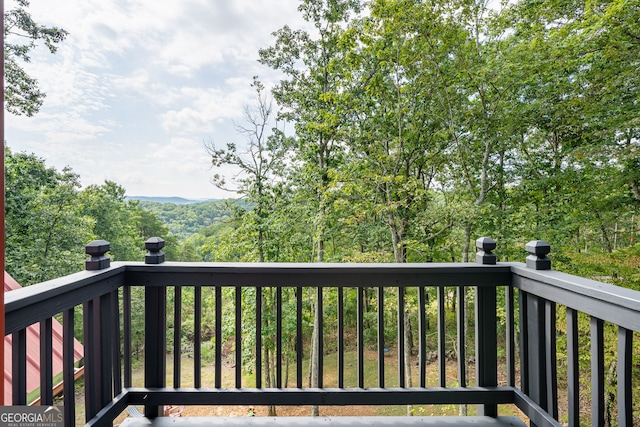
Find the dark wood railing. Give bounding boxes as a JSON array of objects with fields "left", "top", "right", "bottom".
[{"left": 4, "top": 238, "right": 639, "bottom": 427}]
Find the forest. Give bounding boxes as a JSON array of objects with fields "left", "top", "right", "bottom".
[
  {"left": 5, "top": 0, "right": 638, "bottom": 284},
  {"left": 3, "top": 0, "right": 640, "bottom": 423},
  {"left": 198, "top": 0, "right": 639, "bottom": 272}
]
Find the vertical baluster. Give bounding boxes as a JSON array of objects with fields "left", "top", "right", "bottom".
[
  {"left": 545, "top": 300, "right": 558, "bottom": 419},
  {"left": 83, "top": 299, "right": 98, "bottom": 420},
  {"left": 215, "top": 286, "right": 222, "bottom": 388},
  {"left": 99, "top": 293, "right": 113, "bottom": 408},
  {"left": 519, "top": 290, "right": 529, "bottom": 395},
  {"left": 123, "top": 285, "right": 132, "bottom": 388},
  {"left": 296, "top": 287, "right": 303, "bottom": 388},
  {"left": 506, "top": 285, "right": 515, "bottom": 387},
  {"left": 437, "top": 286, "right": 446, "bottom": 387},
  {"left": 378, "top": 287, "right": 385, "bottom": 388},
  {"left": 276, "top": 287, "right": 283, "bottom": 388},
  {"left": 194, "top": 286, "right": 202, "bottom": 388},
  {"left": 398, "top": 286, "right": 405, "bottom": 388},
  {"left": 63, "top": 308, "right": 76, "bottom": 425},
  {"left": 112, "top": 290, "right": 122, "bottom": 396},
  {"left": 337, "top": 287, "right": 344, "bottom": 388},
  {"left": 174, "top": 286, "right": 182, "bottom": 388},
  {"left": 357, "top": 287, "right": 364, "bottom": 388},
  {"left": 256, "top": 287, "right": 262, "bottom": 388},
  {"left": 418, "top": 286, "right": 426, "bottom": 388},
  {"left": 235, "top": 287, "right": 242, "bottom": 388},
  {"left": 317, "top": 286, "right": 324, "bottom": 388},
  {"left": 40, "top": 318, "right": 53, "bottom": 405},
  {"left": 12, "top": 328, "right": 27, "bottom": 405},
  {"left": 590, "top": 317, "right": 604, "bottom": 427},
  {"left": 457, "top": 286, "right": 466, "bottom": 388},
  {"left": 617, "top": 327, "right": 633, "bottom": 427},
  {"left": 526, "top": 293, "right": 547, "bottom": 414},
  {"left": 566, "top": 308, "right": 579, "bottom": 427}
]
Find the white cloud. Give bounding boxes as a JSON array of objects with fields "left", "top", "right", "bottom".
[{"left": 5, "top": 0, "right": 305, "bottom": 199}]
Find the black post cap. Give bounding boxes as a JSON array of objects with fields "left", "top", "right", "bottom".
[
  {"left": 85, "top": 240, "right": 111, "bottom": 270},
  {"left": 525, "top": 240, "right": 551, "bottom": 270},
  {"left": 145, "top": 237, "right": 166, "bottom": 264},
  {"left": 476, "top": 237, "right": 497, "bottom": 265}
]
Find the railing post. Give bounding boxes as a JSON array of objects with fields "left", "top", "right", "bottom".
[
  {"left": 86, "top": 240, "right": 111, "bottom": 270},
  {"left": 523, "top": 240, "right": 553, "bottom": 427},
  {"left": 144, "top": 236, "right": 167, "bottom": 417},
  {"left": 83, "top": 240, "right": 111, "bottom": 421},
  {"left": 475, "top": 237, "right": 497, "bottom": 417},
  {"left": 145, "top": 237, "right": 166, "bottom": 264}
]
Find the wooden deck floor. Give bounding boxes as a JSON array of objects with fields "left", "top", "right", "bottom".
[{"left": 120, "top": 416, "right": 527, "bottom": 427}]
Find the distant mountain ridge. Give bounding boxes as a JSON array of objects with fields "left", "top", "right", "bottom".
[{"left": 127, "top": 196, "right": 216, "bottom": 205}]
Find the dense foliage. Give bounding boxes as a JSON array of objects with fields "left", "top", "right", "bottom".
[
  {"left": 4, "top": 148, "right": 174, "bottom": 285},
  {"left": 137, "top": 199, "right": 249, "bottom": 240},
  {"left": 200, "top": 0, "right": 639, "bottom": 275}
]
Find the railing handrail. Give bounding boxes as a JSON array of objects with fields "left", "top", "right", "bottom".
[
  {"left": 123, "top": 261, "right": 514, "bottom": 287},
  {"left": 510, "top": 263, "right": 640, "bottom": 330},
  {"left": 4, "top": 265, "right": 125, "bottom": 335},
  {"left": 7, "top": 260, "right": 640, "bottom": 334}
]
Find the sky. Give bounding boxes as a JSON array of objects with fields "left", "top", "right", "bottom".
[{"left": 4, "top": 0, "right": 306, "bottom": 199}]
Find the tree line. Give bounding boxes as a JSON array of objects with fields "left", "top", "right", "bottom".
[
  {"left": 3, "top": 148, "right": 176, "bottom": 285},
  {"left": 206, "top": 0, "right": 639, "bottom": 270}
]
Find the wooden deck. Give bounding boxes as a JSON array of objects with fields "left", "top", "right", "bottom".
[{"left": 120, "top": 416, "right": 527, "bottom": 427}]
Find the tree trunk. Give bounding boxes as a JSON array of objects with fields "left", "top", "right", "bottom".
[
  {"left": 604, "top": 361, "right": 616, "bottom": 427},
  {"left": 631, "top": 179, "right": 640, "bottom": 202},
  {"left": 595, "top": 211, "right": 613, "bottom": 253},
  {"left": 462, "top": 223, "right": 472, "bottom": 263}
]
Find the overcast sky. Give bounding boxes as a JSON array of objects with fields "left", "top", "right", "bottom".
[{"left": 5, "top": 0, "right": 305, "bottom": 199}]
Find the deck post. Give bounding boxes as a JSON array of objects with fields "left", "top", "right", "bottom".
[
  {"left": 523, "top": 241, "right": 552, "bottom": 427},
  {"left": 144, "top": 235, "right": 168, "bottom": 416},
  {"left": 475, "top": 238, "right": 498, "bottom": 417},
  {"left": 145, "top": 282, "right": 167, "bottom": 417},
  {"left": 83, "top": 241, "right": 111, "bottom": 420}
]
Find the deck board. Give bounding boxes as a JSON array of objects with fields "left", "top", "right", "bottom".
[{"left": 120, "top": 416, "right": 527, "bottom": 427}]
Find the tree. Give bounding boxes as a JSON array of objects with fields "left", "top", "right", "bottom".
[
  {"left": 79, "top": 181, "right": 145, "bottom": 261},
  {"left": 4, "top": 0, "right": 68, "bottom": 116},
  {"left": 259, "top": 0, "right": 363, "bottom": 415},
  {"left": 4, "top": 148, "right": 92, "bottom": 285},
  {"left": 206, "top": 77, "right": 287, "bottom": 263},
  {"left": 206, "top": 78, "right": 289, "bottom": 415}
]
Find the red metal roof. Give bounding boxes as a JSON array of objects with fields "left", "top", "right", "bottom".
[{"left": 3, "top": 272, "right": 84, "bottom": 405}]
